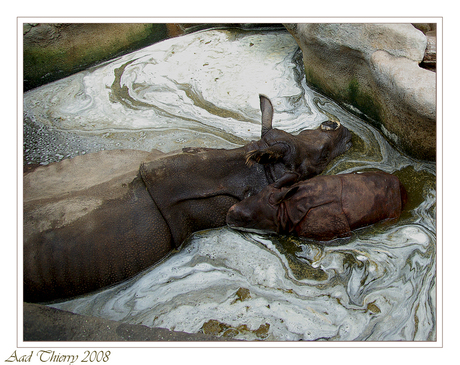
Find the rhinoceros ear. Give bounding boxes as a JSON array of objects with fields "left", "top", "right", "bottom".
[
  {"left": 270, "top": 185, "right": 300, "bottom": 205},
  {"left": 245, "top": 144, "right": 287, "bottom": 166},
  {"left": 259, "top": 94, "right": 273, "bottom": 137}
]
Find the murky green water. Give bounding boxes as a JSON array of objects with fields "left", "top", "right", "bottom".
[{"left": 24, "top": 28, "right": 436, "bottom": 341}]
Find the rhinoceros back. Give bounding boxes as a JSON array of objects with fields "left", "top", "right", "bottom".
[
  {"left": 23, "top": 150, "right": 173, "bottom": 303},
  {"left": 293, "top": 171, "right": 405, "bottom": 241}
]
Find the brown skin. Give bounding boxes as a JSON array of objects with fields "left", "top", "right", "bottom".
[
  {"left": 24, "top": 174, "right": 173, "bottom": 303},
  {"left": 23, "top": 95, "right": 352, "bottom": 303},
  {"left": 227, "top": 171, "right": 407, "bottom": 241},
  {"left": 247, "top": 96, "right": 352, "bottom": 188}
]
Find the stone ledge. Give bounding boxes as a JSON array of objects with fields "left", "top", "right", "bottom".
[{"left": 23, "top": 303, "right": 230, "bottom": 342}]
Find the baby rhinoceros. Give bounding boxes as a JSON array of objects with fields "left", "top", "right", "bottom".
[{"left": 226, "top": 171, "right": 407, "bottom": 241}]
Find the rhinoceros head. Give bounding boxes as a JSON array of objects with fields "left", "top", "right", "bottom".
[
  {"left": 248, "top": 95, "right": 352, "bottom": 187},
  {"left": 226, "top": 182, "right": 299, "bottom": 234}
]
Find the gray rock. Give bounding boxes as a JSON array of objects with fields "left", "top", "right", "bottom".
[{"left": 284, "top": 23, "right": 436, "bottom": 161}]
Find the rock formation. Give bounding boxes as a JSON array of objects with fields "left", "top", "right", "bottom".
[
  {"left": 23, "top": 23, "right": 169, "bottom": 91},
  {"left": 284, "top": 23, "right": 436, "bottom": 161}
]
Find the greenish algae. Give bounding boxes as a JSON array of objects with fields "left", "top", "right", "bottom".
[
  {"left": 175, "top": 80, "right": 252, "bottom": 123},
  {"left": 201, "top": 319, "right": 224, "bottom": 336},
  {"left": 305, "top": 64, "right": 383, "bottom": 128},
  {"left": 304, "top": 63, "right": 332, "bottom": 99},
  {"left": 393, "top": 165, "right": 436, "bottom": 220},
  {"left": 230, "top": 287, "right": 251, "bottom": 305},
  {"left": 366, "top": 301, "right": 381, "bottom": 314},
  {"left": 346, "top": 78, "right": 382, "bottom": 126},
  {"left": 109, "top": 60, "right": 154, "bottom": 109},
  {"left": 24, "top": 24, "right": 168, "bottom": 91},
  {"left": 271, "top": 235, "right": 328, "bottom": 281},
  {"left": 201, "top": 319, "right": 270, "bottom": 339}
]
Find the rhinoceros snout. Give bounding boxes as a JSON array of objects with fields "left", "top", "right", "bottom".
[
  {"left": 226, "top": 203, "right": 260, "bottom": 230},
  {"left": 226, "top": 204, "right": 245, "bottom": 227},
  {"left": 226, "top": 201, "right": 278, "bottom": 235}
]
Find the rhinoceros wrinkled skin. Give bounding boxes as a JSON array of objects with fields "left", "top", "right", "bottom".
[
  {"left": 227, "top": 171, "right": 407, "bottom": 241},
  {"left": 247, "top": 96, "right": 352, "bottom": 188},
  {"left": 23, "top": 95, "right": 352, "bottom": 303}
]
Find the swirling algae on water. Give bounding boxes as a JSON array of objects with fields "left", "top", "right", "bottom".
[{"left": 24, "top": 27, "right": 437, "bottom": 341}]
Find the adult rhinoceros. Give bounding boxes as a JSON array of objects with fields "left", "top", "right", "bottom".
[{"left": 23, "top": 95, "right": 352, "bottom": 303}]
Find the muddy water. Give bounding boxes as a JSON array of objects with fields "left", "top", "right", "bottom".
[{"left": 23, "top": 28, "right": 436, "bottom": 341}]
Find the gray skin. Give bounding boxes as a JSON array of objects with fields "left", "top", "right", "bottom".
[
  {"left": 23, "top": 95, "right": 352, "bottom": 303},
  {"left": 227, "top": 171, "right": 407, "bottom": 241}
]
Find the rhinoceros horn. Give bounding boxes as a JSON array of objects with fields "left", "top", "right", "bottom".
[{"left": 260, "top": 94, "right": 273, "bottom": 137}]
